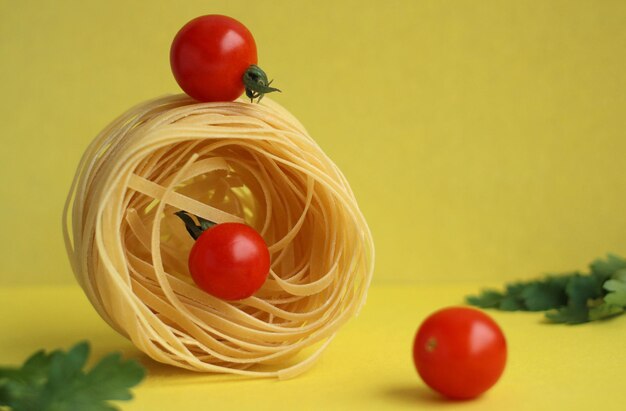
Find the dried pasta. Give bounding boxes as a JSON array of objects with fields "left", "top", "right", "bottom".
[{"left": 63, "top": 94, "right": 374, "bottom": 379}]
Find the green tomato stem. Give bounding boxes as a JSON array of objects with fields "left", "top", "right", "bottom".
[
  {"left": 242, "top": 65, "right": 280, "bottom": 103},
  {"left": 174, "top": 211, "right": 216, "bottom": 240}
]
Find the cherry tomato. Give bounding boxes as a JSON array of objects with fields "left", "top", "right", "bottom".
[
  {"left": 413, "top": 307, "right": 507, "bottom": 400},
  {"left": 188, "top": 223, "right": 270, "bottom": 300},
  {"left": 170, "top": 15, "right": 258, "bottom": 102}
]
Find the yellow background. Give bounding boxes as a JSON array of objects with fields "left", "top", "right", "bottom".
[
  {"left": 1, "top": 2, "right": 626, "bottom": 410},
  {"left": 1, "top": 0, "right": 626, "bottom": 285}
]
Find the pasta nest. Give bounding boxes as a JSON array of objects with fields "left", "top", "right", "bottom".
[{"left": 63, "top": 95, "right": 374, "bottom": 379}]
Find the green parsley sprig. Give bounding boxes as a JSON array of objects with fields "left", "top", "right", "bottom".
[
  {"left": 0, "top": 341, "right": 145, "bottom": 411},
  {"left": 467, "top": 254, "right": 626, "bottom": 324}
]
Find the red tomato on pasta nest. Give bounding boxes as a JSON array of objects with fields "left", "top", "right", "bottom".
[
  {"left": 188, "top": 222, "right": 270, "bottom": 300},
  {"left": 170, "top": 15, "right": 278, "bottom": 102}
]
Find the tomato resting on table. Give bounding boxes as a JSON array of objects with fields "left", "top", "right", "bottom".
[
  {"left": 170, "top": 14, "right": 279, "bottom": 102},
  {"left": 413, "top": 307, "right": 507, "bottom": 400},
  {"left": 175, "top": 211, "right": 270, "bottom": 300}
]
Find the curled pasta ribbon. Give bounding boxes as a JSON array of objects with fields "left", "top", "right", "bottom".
[{"left": 63, "top": 95, "right": 374, "bottom": 379}]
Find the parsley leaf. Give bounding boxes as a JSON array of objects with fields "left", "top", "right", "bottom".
[
  {"left": 466, "top": 290, "right": 504, "bottom": 309},
  {"left": 0, "top": 341, "right": 145, "bottom": 411},
  {"left": 603, "top": 269, "right": 626, "bottom": 306},
  {"left": 468, "top": 276, "right": 570, "bottom": 312},
  {"left": 589, "top": 302, "right": 624, "bottom": 321},
  {"left": 520, "top": 277, "right": 569, "bottom": 311},
  {"left": 467, "top": 254, "right": 626, "bottom": 324},
  {"left": 590, "top": 253, "right": 626, "bottom": 279}
]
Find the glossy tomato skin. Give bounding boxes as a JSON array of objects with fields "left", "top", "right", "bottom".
[
  {"left": 188, "top": 223, "right": 270, "bottom": 300},
  {"left": 413, "top": 307, "right": 507, "bottom": 400},
  {"left": 170, "top": 15, "right": 258, "bottom": 102}
]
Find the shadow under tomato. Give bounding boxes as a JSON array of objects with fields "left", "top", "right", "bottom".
[{"left": 383, "top": 384, "right": 473, "bottom": 406}]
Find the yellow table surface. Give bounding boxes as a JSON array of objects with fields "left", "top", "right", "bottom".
[{"left": 1, "top": 284, "right": 624, "bottom": 411}]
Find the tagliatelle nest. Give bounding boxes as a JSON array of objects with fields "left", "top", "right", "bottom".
[{"left": 63, "top": 95, "right": 374, "bottom": 379}]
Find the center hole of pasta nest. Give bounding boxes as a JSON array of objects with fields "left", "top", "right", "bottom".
[
  {"left": 163, "top": 169, "right": 259, "bottom": 277},
  {"left": 127, "top": 151, "right": 263, "bottom": 285}
]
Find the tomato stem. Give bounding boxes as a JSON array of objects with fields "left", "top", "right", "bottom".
[
  {"left": 426, "top": 338, "right": 438, "bottom": 352},
  {"left": 174, "top": 211, "right": 216, "bottom": 240},
  {"left": 242, "top": 65, "right": 280, "bottom": 103}
]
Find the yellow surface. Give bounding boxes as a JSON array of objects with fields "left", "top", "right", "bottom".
[
  {"left": 1, "top": 284, "right": 625, "bottom": 410},
  {"left": 2, "top": 3, "right": 624, "bottom": 409},
  {"left": 1, "top": 1, "right": 626, "bottom": 285}
]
